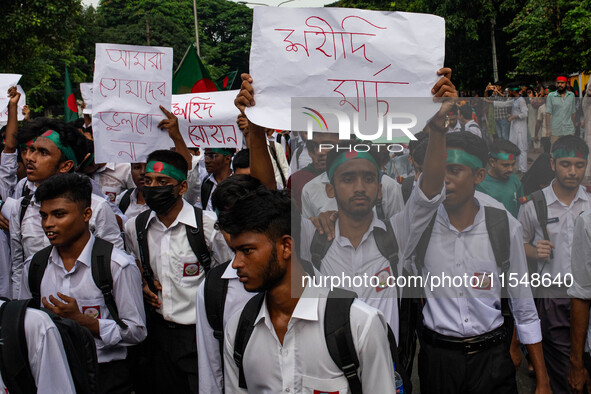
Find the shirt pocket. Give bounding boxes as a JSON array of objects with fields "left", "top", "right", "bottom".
[
  {"left": 177, "top": 255, "right": 203, "bottom": 287},
  {"left": 301, "top": 375, "right": 349, "bottom": 394},
  {"left": 78, "top": 297, "right": 106, "bottom": 320}
]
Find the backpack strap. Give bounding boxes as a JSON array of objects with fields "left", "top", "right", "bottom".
[
  {"left": 204, "top": 260, "right": 230, "bottom": 360},
  {"left": 484, "top": 207, "right": 511, "bottom": 318},
  {"left": 324, "top": 288, "right": 362, "bottom": 394},
  {"left": 135, "top": 210, "right": 157, "bottom": 294},
  {"left": 19, "top": 194, "right": 33, "bottom": 225},
  {"left": 401, "top": 176, "right": 414, "bottom": 204},
  {"left": 375, "top": 198, "right": 386, "bottom": 219},
  {"left": 201, "top": 176, "right": 215, "bottom": 210},
  {"left": 374, "top": 219, "right": 399, "bottom": 275},
  {"left": 234, "top": 292, "right": 265, "bottom": 389},
  {"left": 28, "top": 245, "right": 54, "bottom": 308},
  {"left": 309, "top": 230, "right": 334, "bottom": 271},
  {"left": 0, "top": 299, "right": 37, "bottom": 394},
  {"left": 268, "top": 142, "right": 287, "bottom": 188},
  {"left": 186, "top": 206, "right": 212, "bottom": 274},
  {"left": 90, "top": 238, "right": 127, "bottom": 329},
  {"left": 530, "top": 190, "right": 553, "bottom": 259},
  {"left": 118, "top": 188, "right": 135, "bottom": 214},
  {"left": 414, "top": 213, "right": 438, "bottom": 275}
]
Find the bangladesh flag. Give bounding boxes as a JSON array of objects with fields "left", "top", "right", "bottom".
[
  {"left": 216, "top": 71, "right": 238, "bottom": 90},
  {"left": 173, "top": 43, "right": 218, "bottom": 94},
  {"left": 64, "top": 66, "right": 78, "bottom": 122}
]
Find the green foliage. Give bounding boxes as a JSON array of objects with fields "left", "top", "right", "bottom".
[{"left": 506, "top": 0, "right": 591, "bottom": 77}]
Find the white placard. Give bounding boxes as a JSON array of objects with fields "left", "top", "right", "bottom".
[
  {"left": 0, "top": 84, "right": 26, "bottom": 125},
  {"left": 0, "top": 74, "right": 22, "bottom": 124},
  {"left": 80, "top": 83, "right": 93, "bottom": 114},
  {"left": 92, "top": 43, "right": 173, "bottom": 163},
  {"left": 246, "top": 8, "right": 445, "bottom": 133},
  {"left": 172, "top": 90, "right": 242, "bottom": 148}
]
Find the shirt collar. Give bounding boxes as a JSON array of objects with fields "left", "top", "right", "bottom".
[
  {"left": 49, "top": 234, "right": 95, "bottom": 268},
  {"left": 437, "top": 198, "right": 484, "bottom": 233},
  {"left": 545, "top": 180, "right": 589, "bottom": 206},
  {"left": 146, "top": 200, "right": 196, "bottom": 229},
  {"left": 254, "top": 285, "right": 321, "bottom": 327},
  {"left": 335, "top": 212, "right": 387, "bottom": 247},
  {"left": 222, "top": 255, "right": 239, "bottom": 279}
]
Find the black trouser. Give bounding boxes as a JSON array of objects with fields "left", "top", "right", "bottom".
[
  {"left": 418, "top": 332, "right": 517, "bottom": 394},
  {"left": 149, "top": 313, "right": 198, "bottom": 394},
  {"left": 97, "top": 359, "right": 133, "bottom": 394}
]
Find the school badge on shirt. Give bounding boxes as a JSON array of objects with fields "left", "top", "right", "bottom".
[
  {"left": 183, "top": 262, "right": 200, "bottom": 277},
  {"left": 471, "top": 272, "right": 492, "bottom": 290},
  {"left": 82, "top": 306, "right": 101, "bottom": 319},
  {"left": 375, "top": 267, "right": 392, "bottom": 293}
]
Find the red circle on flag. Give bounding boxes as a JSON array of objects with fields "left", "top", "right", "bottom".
[
  {"left": 42, "top": 130, "right": 53, "bottom": 137},
  {"left": 153, "top": 162, "right": 164, "bottom": 172},
  {"left": 508, "top": 154, "right": 514, "bottom": 160},
  {"left": 67, "top": 94, "right": 77, "bottom": 113},
  {"left": 345, "top": 151, "right": 358, "bottom": 159},
  {"left": 191, "top": 79, "right": 217, "bottom": 93}
]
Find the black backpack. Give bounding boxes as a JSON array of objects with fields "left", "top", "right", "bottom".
[
  {"left": 413, "top": 206, "right": 513, "bottom": 341},
  {"left": 135, "top": 207, "right": 211, "bottom": 294},
  {"left": 401, "top": 176, "right": 414, "bottom": 204},
  {"left": 203, "top": 261, "right": 231, "bottom": 359},
  {"left": 0, "top": 298, "right": 98, "bottom": 394},
  {"left": 118, "top": 188, "right": 136, "bottom": 214},
  {"left": 201, "top": 176, "right": 215, "bottom": 211},
  {"left": 28, "top": 237, "right": 128, "bottom": 329},
  {"left": 520, "top": 190, "right": 553, "bottom": 259},
  {"left": 233, "top": 288, "right": 404, "bottom": 394}
]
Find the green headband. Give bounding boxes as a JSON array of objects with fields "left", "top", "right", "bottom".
[
  {"left": 146, "top": 161, "right": 187, "bottom": 182},
  {"left": 446, "top": 149, "right": 483, "bottom": 170},
  {"left": 508, "top": 87, "right": 521, "bottom": 91},
  {"left": 552, "top": 148, "right": 588, "bottom": 160},
  {"left": 490, "top": 152, "right": 517, "bottom": 161},
  {"left": 208, "top": 148, "right": 234, "bottom": 156},
  {"left": 327, "top": 151, "right": 380, "bottom": 182},
  {"left": 39, "top": 130, "right": 78, "bottom": 166}
]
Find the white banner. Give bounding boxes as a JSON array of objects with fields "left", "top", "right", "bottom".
[
  {"left": 246, "top": 8, "right": 445, "bottom": 133},
  {"left": 80, "top": 83, "right": 93, "bottom": 115},
  {"left": 92, "top": 43, "right": 173, "bottom": 163},
  {"left": 172, "top": 90, "right": 242, "bottom": 148}
]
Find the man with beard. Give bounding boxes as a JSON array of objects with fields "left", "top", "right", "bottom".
[
  {"left": 124, "top": 145, "right": 232, "bottom": 393},
  {"left": 546, "top": 75, "right": 577, "bottom": 144},
  {"left": 477, "top": 139, "right": 523, "bottom": 218},
  {"left": 219, "top": 189, "right": 397, "bottom": 393},
  {"left": 518, "top": 135, "right": 591, "bottom": 393}
]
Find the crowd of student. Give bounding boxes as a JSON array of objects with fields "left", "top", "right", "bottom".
[{"left": 0, "top": 70, "right": 589, "bottom": 394}]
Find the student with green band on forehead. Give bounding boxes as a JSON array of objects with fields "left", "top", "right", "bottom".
[
  {"left": 476, "top": 139, "right": 524, "bottom": 218},
  {"left": 518, "top": 134, "right": 591, "bottom": 393}
]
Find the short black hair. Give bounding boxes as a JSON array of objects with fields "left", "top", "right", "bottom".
[
  {"left": 489, "top": 139, "right": 520, "bottom": 157},
  {"left": 459, "top": 104, "right": 472, "bottom": 120},
  {"left": 446, "top": 131, "right": 488, "bottom": 169},
  {"left": 551, "top": 135, "right": 589, "bottom": 157},
  {"left": 232, "top": 149, "right": 250, "bottom": 172},
  {"left": 17, "top": 117, "right": 88, "bottom": 165},
  {"left": 35, "top": 173, "right": 92, "bottom": 208},
  {"left": 325, "top": 139, "right": 381, "bottom": 184},
  {"left": 211, "top": 174, "right": 262, "bottom": 212},
  {"left": 412, "top": 137, "right": 429, "bottom": 165},
  {"left": 408, "top": 131, "right": 428, "bottom": 156},
  {"left": 146, "top": 149, "right": 188, "bottom": 175},
  {"left": 217, "top": 188, "right": 291, "bottom": 244}
]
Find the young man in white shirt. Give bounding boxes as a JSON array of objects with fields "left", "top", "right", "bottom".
[
  {"left": 124, "top": 148, "right": 232, "bottom": 393},
  {"left": 218, "top": 188, "right": 397, "bottom": 393},
  {"left": 417, "top": 131, "right": 550, "bottom": 393},
  {"left": 519, "top": 135, "right": 591, "bottom": 393},
  {"left": 18, "top": 173, "right": 146, "bottom": 394}
]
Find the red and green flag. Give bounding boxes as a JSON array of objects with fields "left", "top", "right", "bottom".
[
  {"left": 216, "top": 71, "right": 238, "bottom": 90},
  {"left": 64, "top": 66, "right": 78, "bottom": 122},
  {"left": 173, "top": 43, "right": 218, "bottom": 94}
]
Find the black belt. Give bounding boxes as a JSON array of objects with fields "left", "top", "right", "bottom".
[
  {"left": 150, "top": 311, "right": 195, "bottom": 330},
  {"left": 421, "top": 325, "right": 507, "bottom": 354}
]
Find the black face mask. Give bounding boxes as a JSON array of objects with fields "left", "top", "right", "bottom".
[{"left": 143, "top": 184, "right": 179, "bottom": 214}]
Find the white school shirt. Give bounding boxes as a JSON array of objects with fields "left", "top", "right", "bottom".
[
  {"left": 91, "top": 163, "right": 135, "bottom": 203},
  {"left": 301, "top": 172, "right": 404, "bottom": 220},
  {"left": 223, "top": 285, "right": 396, "bottom": 394},
  {"left": 0, "top": 151, "right": 18, "bottom": 200},
  {"left": 13, "top": 177, "right": 35, "bottom": 199},
  {"left": 114, "top": 188, "right": 149, "bottom": 220},
  {"left": 18, "top": 235, "right": 147, "bottom": 363},
  {"left": 421, "top": 198, "right": 541, "bottom": 344},
  {"left": 10, "top": 193, "right": 125, "bottom": 298},
  {"left": 0, "top": 300, "right": 76, "bottom": 394},
  {"left": 568, "top": 211, "right": 591, "bottom": 352},
  {"left": 195, "top": 257, "right": 257, "bottom": 394},
  {"left": 300, "top": 177, "right": 445, "bottom": 341},
  {"left": 518, "top": 181, "right": 591, "bottom": 290},
  {"left": 124, "top": 199, "right": 232, "bottom": 325}
]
